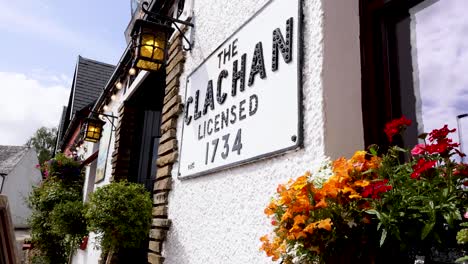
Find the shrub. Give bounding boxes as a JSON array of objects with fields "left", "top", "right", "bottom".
[
  {"left": 85, "top": 181, "right": 152, "bottom": 252},
  {"left": 28, "top": 154, "right": 85, "bottom": 264}
]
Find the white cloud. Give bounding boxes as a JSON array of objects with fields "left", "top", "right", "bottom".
[{"left": 0, "top": 72, "right": 70, "bottom": 145}]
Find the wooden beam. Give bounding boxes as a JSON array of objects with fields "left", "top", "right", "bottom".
[{"left": 0, "top": 195, "right": 19, "bottom": 264}]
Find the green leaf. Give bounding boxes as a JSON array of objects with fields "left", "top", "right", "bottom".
[
  {"left": 368, "top": 144, "right": 379, "bottom": 156},
  {"left": 380, "top": 229, "right": 387, "bottom": 247},
  {"left": 366, "top": 209, "right": 381, "bottom": 219},
  {"left": 393, "top": 146, "right": 407, "bottom": 153},
  {"left": 421, "top": 222, "right": 435, "bottom": 240}
]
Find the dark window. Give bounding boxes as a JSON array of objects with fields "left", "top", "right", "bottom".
[{"left": 360, "top": 0, "right": 468, "bottom": 150}]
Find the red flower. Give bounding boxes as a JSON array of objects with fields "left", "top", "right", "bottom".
[
  {"left": 411, "top": 158, "right": 436, "bottom": 179},
  {"left": 423, "top": 126, "right": 465, "bottom": 157},
  {"left": 454, "top": 163, "right": 468, "bottom": 178},
  {"left": 362, "top": 179, "right": 392, "bottom": 199},
  {"left": 411, "top": 144, "right": 426, "bottom": 156},
  {"left": 425, "top": 139, "right": 459, "bottom": 155},
  {"left": 428, "top": 125, "right": 456, "bottom": 142},
  {"left": 384, "top": 116, "right": 412, "bottom": 143}
]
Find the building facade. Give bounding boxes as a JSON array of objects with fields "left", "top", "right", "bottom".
[{"left": 70, "top": 0, "right": 468, "bottom": 263}]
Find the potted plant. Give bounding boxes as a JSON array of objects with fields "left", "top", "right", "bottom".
[{"left": 260, "top": 118, "right": 467, "bottom": 263}]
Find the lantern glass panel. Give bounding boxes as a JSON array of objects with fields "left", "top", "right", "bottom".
[
  {"left": 136, "top": 60, "right": 161, "bottom": 71},
  {"left": 132, "top": 19, "right": 174, "bottom": 72},
  {"left": 84, "top": 119, "right": 103, "bottom": 143}
]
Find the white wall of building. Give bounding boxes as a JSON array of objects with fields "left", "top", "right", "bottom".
[
  {"left": 2, "top": 149, "right": 41, "bottom": 228},
  {"left": 72, "top": 89, "right": 124, "bottom": 264},
  {"left": 165, "top": 0, "right": 363, "bottom": 263}
]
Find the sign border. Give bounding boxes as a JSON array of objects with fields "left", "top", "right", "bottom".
[{"left": 178, "top": 0, "right": 303, "bottom": 179}]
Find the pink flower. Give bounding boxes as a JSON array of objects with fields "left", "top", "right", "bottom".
[
  {"left": 465, "top": 211, "right": 468, "bottom": 219},
  {"left": 35, "top": 164, "right": 41, "bottom": 168},
  {"left": 411, "top": 144, "right": 426, "bottom": 156}
]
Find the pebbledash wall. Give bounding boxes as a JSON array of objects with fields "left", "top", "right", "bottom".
[{"left": 163, "top": 0, "right": 363, "bottom": 263}]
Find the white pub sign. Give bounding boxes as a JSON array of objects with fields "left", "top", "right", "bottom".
[{"left": 178, "top": 0, "right": 302, "bottom": 178}]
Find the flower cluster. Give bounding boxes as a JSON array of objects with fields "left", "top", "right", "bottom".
[
  {"left": 36, "top": 153, "right": 82, "bottom": 183},
  {"left": 261, "top": 118, "right": 468, "bottom": 263},
  {"left": 260, "top": 151, "right": 386, "bottom": 262}
]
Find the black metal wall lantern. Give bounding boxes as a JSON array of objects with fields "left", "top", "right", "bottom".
[
  {"left": 130, "top": 1, "right": 194, "bottom": 72},
  {"left": 83, "top": 113, "right": 117, "bottom": 143},
  {"left": 83, "top": 117, "right": 105, "bottom": 143}
]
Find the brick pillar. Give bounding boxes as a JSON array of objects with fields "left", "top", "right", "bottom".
[{"left": 147, "top": 28, "right": 186, "bottom": 264}]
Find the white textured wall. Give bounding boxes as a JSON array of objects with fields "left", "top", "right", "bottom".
[
  {"left": 3, "top": 149, "right": 41, "bottom": 228},
  {"left": 165, "top": 0, "right": 329, "bottom": 263}
]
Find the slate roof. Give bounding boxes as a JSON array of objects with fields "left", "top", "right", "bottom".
[
  {"left": 58, "top": 56, "right": 116, "bottom": 150},
  {"left": 69, "top": 56, "right": 116, "bottom": 118},
  {"left": 0, "top": 146, "right": 29, "bottom": 175}
]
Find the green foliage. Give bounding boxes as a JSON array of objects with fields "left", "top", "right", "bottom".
[
  {"left": 26, "top": 126, "right": 57, "bottom": 165},
  {"left": 457, "top": 222, "right": 468, "bottom": 244},
  {"left": 85, "top": 181, "right": 152, "bottom": 251},
  {"left": 49, "top": 200, "right": 87, "bottom": 239},
  {"left": 372, "top": 145, "right": 466, "bottom": 249},
  {"left": 28, "top": 154, "right": 85, "bottom": 264}
]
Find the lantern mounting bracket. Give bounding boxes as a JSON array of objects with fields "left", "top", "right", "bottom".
[
  {"left": 91, "top": 111, "right": 117, "bottom": 131},
  {"left": 141, "top": 1, "right": 194, "bottom": 51}
]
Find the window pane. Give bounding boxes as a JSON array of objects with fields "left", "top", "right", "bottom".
[{"left": 396, "top": 0, "right": 468, "bottom": 155}]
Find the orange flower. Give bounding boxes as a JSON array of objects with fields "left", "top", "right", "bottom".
[
  {"left": 349, "top": 194, "right": 362, "bottom": 199},
  {"left": 304, "top": 223, "right": 316, "bottom": 234},
  {"left": 292, "top": 175, "right": 308, "bottom": 190},
  {"left": 293, "top": 214, "right": 308, "bottom": 226},
  {"left": 354, "top": 180, "right": 370, "bottom": 187},
  {"left": 281, "top": 211, "right": 293, "bottom": 222},
  {"left": 279, "top": 190, "right": 293, "bottom": 205},
  {"left": 260, "top": 235, "right": 284, "bottom": 261},
  {"left": 342, "top": 186, "right": 355, "bottom": 194},
  {"left": 352, "top": 151, "right": 367, "bottom": 163},
  {"left": 264, "top": 201, "right": 278, "bottom": 216},
  {"left": 295, "top": 231, "right": 307, "bottom": 239},
  {"left": 317, "top": 218, "right": 333, "bottom": 231},
  {"left": 315, "top": 198, "right": 328, "bottom": 209},
  {"left": 277, "top": 184, "right": 286, "bottom": 193},
  {"left": 368, "top": 156, "right": 382, "bottom": 169},
  {"left": 304, "top": 218, "right": 333, "bottom": 234}
]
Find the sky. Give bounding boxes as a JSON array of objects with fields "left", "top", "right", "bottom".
[{"left": 0, "top": 0, "right": 130, "bottom": 145}]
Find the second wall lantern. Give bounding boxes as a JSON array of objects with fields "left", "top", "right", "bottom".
[{"left": 83, "top": 117, "right": 105, "bottom": 143}]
